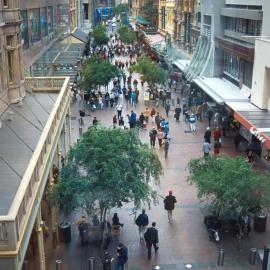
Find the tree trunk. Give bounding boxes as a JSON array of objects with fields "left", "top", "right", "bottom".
[{"left": 101, "top": 207, "right": 108, "bottom": 250}]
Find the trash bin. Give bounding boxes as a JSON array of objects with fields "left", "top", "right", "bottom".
[
  {"left": 58, "top": 221, "right": 71, "bottom": 243},
  {"left": 254, "top": 213, "right": 267, "bottom": 232}
]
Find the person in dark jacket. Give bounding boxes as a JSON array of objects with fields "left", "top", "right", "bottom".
[
  {"left": 144, "top": 222, "right": 159, "bottom": 259},
  {"left": 174, "top": 105, "right": 181, "bottom": 122},
  {"left": 135, "top": 209, "right": 149, "bottom": 240},
  {"left": 114, "top": 243, "right": 128, "bottom": 270},
  {"left": 204, "top": 127, "right": 211, "bottom": 143},
  {"left": 112, "top": 213, "right": 124, "bottom": 227},
  {"left": 130, "top": 110, "right": 137, "bottom": 128},
  {"left": 207, "top": 109, "right": 214, "bottom": 127},
  {"left": 163, "top": 191, "right": 177, "bottom": 223}
]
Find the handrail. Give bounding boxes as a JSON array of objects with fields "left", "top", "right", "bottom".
[{"left": 0, "top": 76, "right": 70, "bottom": 251}]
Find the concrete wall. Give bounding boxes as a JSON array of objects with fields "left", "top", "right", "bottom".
[
  {"left": 251, "top": 39, "right": 270, "bottom": 109},
  {"left": 201, "top": 0, "right": 224, "bottom": 77},
  {"left": 221, "top": 8, "right": 262, "bottom": 20},
  {"left": 225, "top": 0, "right": 263, "bottom": 5},
  {"left": 262, "top": 0, "right": 270, "bottom": 38}
]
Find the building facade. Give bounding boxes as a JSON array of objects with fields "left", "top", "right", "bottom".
[
  {"left": 0, "top": 0, "right": 25, "bottom": 110},
  {"left": 20, "top": 0, "right": 70, "bottom": 70}
]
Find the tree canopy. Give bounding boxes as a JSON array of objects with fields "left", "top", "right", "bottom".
[
  {"left": 187, "top": 156, "right": 270, "bottom": 217},
  {"left": 92, "top": 24, "right": 109, "bottom": 46},
  {"left": 142, "top": 1, "right": 158, "bottom": 18},
  {"left": 129, "top": 56, "right": 167, "bottom": 89},
  {"left": 117, "top": 26, "right": 136, "bottom": 44},
  {"left": 112, "top": 3, "right": 129, "bottom": 16},
  {"left": 79, "top": 56, "right": 122, "bottom": 91},
  {"left": 55, "top": 127, "right": 163, "bottom": 220}
]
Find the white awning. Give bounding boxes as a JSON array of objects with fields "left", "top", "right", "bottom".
[
  {"left": 226, "top": 101, "right": 261, "bottom": 112},
  {"left": 193, "top": 77, "right": 250, "bottom": 104},
  {"left": 173, "top": 60, "right": 190, "bottom": 71}
]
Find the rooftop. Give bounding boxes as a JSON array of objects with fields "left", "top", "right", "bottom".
[{"left": 0, "top": 92, "right": 57, "bottom": 215}]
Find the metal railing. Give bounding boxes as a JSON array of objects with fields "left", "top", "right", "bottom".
[{"left": 0, "top": 77, "right": 70, "bottom": 253}]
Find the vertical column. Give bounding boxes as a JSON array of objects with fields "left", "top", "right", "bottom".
[
  {"left": 35, "top": 207, "right": 46, "bottom": 270},
  {"left": 57, "top": 142, "right": 62, "bottom": 170}
]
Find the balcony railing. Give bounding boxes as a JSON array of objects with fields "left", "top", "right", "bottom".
[{"left": 0, "top": 77, "right": 70, "bottom": 253}]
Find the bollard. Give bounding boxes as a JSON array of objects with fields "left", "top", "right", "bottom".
[
  {"left": 217, "top": 248, "right": 225, "bottom": 266},
  {"left": 56, "top": 259, "right": 62, "bottom": 270},
  {"left": 262, "top": 245, "right": 270, "bottom": 270},
  {"left": 88, "top": 257, "right": 96, "bottom": 270},
  {"left": 249, "top": 248, "right": 257, "bottom": 265}
]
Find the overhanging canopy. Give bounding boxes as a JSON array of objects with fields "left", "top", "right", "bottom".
[
  {"left": 136, "top": 16, "right": 150, "bottom": 25},
  {"left": 71, "top": 29, "right": 88, "bottom": 43}
]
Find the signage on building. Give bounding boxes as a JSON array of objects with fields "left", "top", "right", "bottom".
[{"left": 250, "top": 127, "right": 266, "bottom": 143}]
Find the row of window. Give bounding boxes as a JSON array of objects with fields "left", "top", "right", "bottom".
[
  {"left": 20, "top": 5, "right": 69, "bottom": 50},
  {"left": 223, "top": 51, "right": 253, "bottom": 88},
  {"left": 224, "top": 17, "right": 261, "bottom": 36}
]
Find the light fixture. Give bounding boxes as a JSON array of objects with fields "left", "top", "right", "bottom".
[{"left": 185, "top": 263, "right": 193, "bottom": 269}]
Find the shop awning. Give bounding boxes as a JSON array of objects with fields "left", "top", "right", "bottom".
[
  {"left": 136, "top": 16, "right": 150, "bottom": 25},
  {"left": 173, "top": 60, "right": 190, "bottom": 71},
  {"left": 193, "top": 77, "right": 250, "bottom": 104},
  {"left": 145, "top": 33, "right": 165, "bottom": 46},
  {"left": 233, "top": 110, "right": 270, "bottom": 149},
  {"left": 71, "top": 29, "right": 88, "bottom": 43}
]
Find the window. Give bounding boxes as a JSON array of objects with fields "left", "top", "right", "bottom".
[
  {"left": 3, "top": 0, "right": 8, "bottom": 8},
  {"left": 6, "top": 35, "right": 13, "bottom": 46},
  {"left": 7, "top": 50, "right": 14, "bottom": 83},
  {"left": 223, "top": 51, "right": 240, "bottom": 80}
]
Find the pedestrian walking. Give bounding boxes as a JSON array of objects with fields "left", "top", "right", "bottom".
[
  {"left": 77, "top": 215, "right": 89, "bottom": 246},
  {"left": 165, "top": 101, "right": 171, "bottom": 117},
  {"left": 214, "top": 140, "right": 221, "bottom": 155},
  {"left": 155, "top": 112, "right": 161, "bottom": 129},
  {"left": 174, "top": 105, "right": 181, "bottom": 122},
  {"left": 149, "top": 126, "right": 157, "bottom": 147},
  {"left": 130, "top": 110, "right": 137, "bottom": 128},
  {"left": 207, "top": 109, "right": 214, "bottom": 127},
  {"left": 144, "top": 107, "right": 150, "bottom": 123},
  {"left": 164, "top": 137, "right": 170, "bottom": 158},
  {"left": 113, "top": 115, "right": 118, "bottom": 128},
  {"left": 116, "top": 103, "right": 123, "bottom": 119},
  {"left": 163, "top": 191, "right": 177, "bottom": 223},
  {"left": 157, "top": 128, "right": 164, "bottom": 147},
  {"left": 189, "top": 113, "right": 196, "bottom": 132},
  {"left": 150, "top": 108, "right": 156, "bottom": 123},
  {"left": 144, "top": 222, "right": 159, "bottom": 259},
  {"left": 114, "top": 243, "right": 128, "bottom": 270},
  {"left": 204, "top": 127, "right": 211, "bottom": 143},
  {"left": 213, "top": 127, "right": 221, "bottom": 145},
  {"left": 135, "top": 209, "right": 149, "bottom": 240},
  {"left": 196, "top": 104, "right": 203, "bottom": 121},
  {"left": 202, "top": 141, "right": 211, "bottom": 157},
  {"left": 139, "top": 112, "right": 145, "bottom": 128}
]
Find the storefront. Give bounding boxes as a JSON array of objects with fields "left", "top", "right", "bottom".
[{"left": 233, "top": 109, "right": 270, "bottom": 165}]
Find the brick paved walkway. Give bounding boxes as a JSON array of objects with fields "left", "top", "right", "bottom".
[{"left": 45, "top": 56, "right": 267, "bottom": 270}]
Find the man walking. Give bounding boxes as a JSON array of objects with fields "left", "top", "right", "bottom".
[
  {"left": 135, "top": 209, "right": 149, "bottom": 240},
  {"left": 202, "top": 140, "right": 211, "bottom": 157},
  {"left": 149, "top": 126, "right": 158, "bottom": 147},
  {"left": 163, "top": 191, "right": 177, "bottom": 223},
  {"left": 114, "top": 243, "right": 128, "bottom": 270},
  {"left": 144, "top": 222, "right": 159, "bottom": 259},
  {"left": 165, "top": 101, "right": 171, "bottom": 117}
]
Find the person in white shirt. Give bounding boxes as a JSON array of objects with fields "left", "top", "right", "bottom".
[{"left": 116, "top": 103, "right": 123, "bottom": 119}]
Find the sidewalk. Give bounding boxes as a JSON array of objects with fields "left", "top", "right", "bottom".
[{"left": 45, "top": 56, "right": 267, "bottom": 270}]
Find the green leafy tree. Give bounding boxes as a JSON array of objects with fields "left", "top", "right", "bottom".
[
  {"left": 55, "top": 127, "right": 163, "bottom": 220},
  {"left": 112, "top": 3, "right": 129, "bottom": 16},
  {"left": 129, "top": 55, "right": 167, "bottom": 90},
  {"left": 187, "top": 156, "right": 270, "bottom": 217},
  {"left": 79, "top": 56, "right": 122, "bottom": 91},
  {"left": 92, "top": 24, "right": 109, "bottom": 46},
  {"left": 142, "top": 1, "right": 158, "bottom": 25},
  {"left": 117, "top": 26, "right": 136, "bottom": 44}
]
